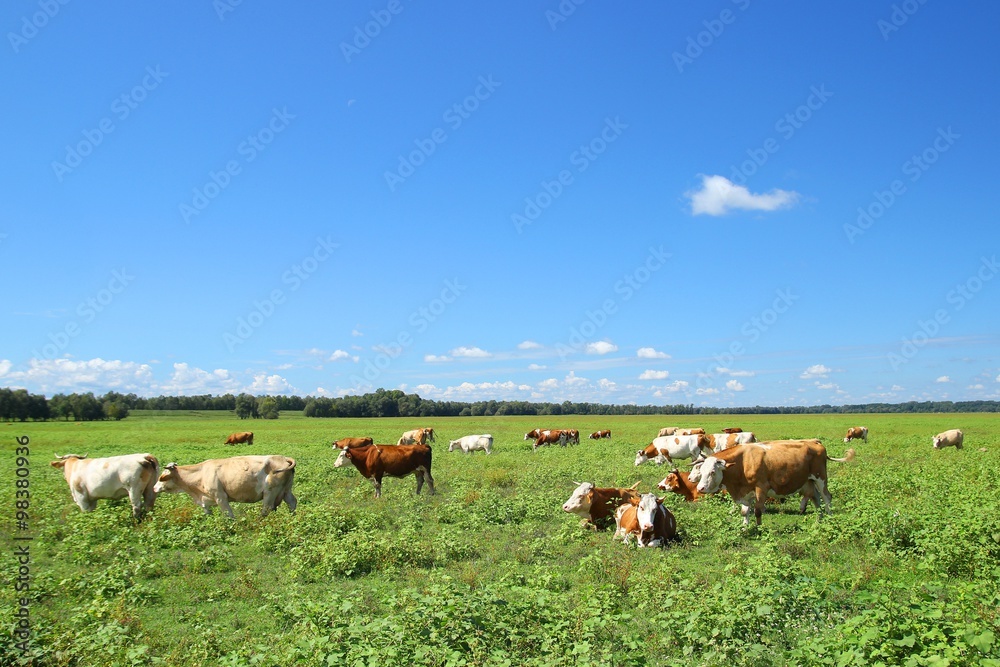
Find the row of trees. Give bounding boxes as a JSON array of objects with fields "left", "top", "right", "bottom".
[{"left": 0, "top": 388, "right": 130, "bottom": 422}]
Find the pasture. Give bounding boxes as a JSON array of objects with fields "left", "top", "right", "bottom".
[{"left": 2, "top": 412, "right": 999, "bottom": 666}]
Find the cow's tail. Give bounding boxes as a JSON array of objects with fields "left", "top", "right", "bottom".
[
  {"left": 142, "top": 454, "right": 159, "bottom": 470},
  {"left": 272, "top": 457, "right": 296, "bottom": 474},
  {"left": 828, "top": 448, "right": 855, "bottom": 463}
]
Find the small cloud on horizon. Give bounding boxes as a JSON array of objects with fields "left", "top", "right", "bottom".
[
  {"left": 686, "top": 174, "right": 799, "bottom": 216},
  {"left": 586, "top": 341, "right": 618, "bottom": 355},
  {"left": 637, "top": 347, "right": 670, "bottom": 359}
]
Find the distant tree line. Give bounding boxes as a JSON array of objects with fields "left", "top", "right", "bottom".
[{"left": 2, "top": 386, "right": 998, "bottom": 422}]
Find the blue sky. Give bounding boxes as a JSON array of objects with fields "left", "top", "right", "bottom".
[{"left": 2, "top": 0, "right": 998, "bottom": 406}]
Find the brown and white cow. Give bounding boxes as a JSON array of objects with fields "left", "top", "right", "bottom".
[
  {"left": 722, "top": 427, "right": 743, "bottom": 434},
  {"left": 657, "top": 469, "right": 704, "bottom": 502},
  {"left": 679, "top": 428, "right": 705, "bottom": 436},
  {"left": 843, "top": 426, "right": 868, "bottom": 444},
  {"left": 397, "top": 429, "right": 429, "bottom": 445},
  {"left": 635, "top": 433, "right": 713, "bottom": 466},
  {"left": 51, "top": 453, "right": 159, "bottom": 520},
  {"left": 333, "top": 436, "right": 374, "bottom": 449},
  {"left": 563, "top": 429, "right": 580, "bottom": 445},
  {"left": 589, "top": 430, "right": 612, "bottom": 440},
  {"left": 421, "top": 427, "right": 436, "bottom": 443},
  {"left": 693, "top": 440, "right": 854, "bottom": 526},
  {"left": 153, "top": 455, "right": 296, "bottom": 518},
  {"left": 932, "top": 429, "right": 963, "bottom": 450},
  {"left": 533, "top": 431, "right": 567, "bottom": 451},
  {"left": 709, "top": 431, "right": 757, "bottom": 452},
  {"left": 225, "top": 431, "right": 254, "bottom": 445},
  {"left": 562, "top": 481, "right": 640, "bottom": 529},
  {"left": 614, "top": 493, "right": 677, "bottom": 547},
  {"left": 334, "top": 443, "right": 434, "bottom": 498}
]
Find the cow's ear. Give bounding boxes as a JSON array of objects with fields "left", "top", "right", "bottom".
[
  {"left": 166, "top": 462, "right": 177, "bottom": 470},
  {"left": 50, "top": 460, "right": 65, "bottom": 469},
  {"left": 724, "top": 462, "right": 736, "bottom": 468}
]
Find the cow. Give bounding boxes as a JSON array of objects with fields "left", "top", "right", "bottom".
[
  {"left": 657, "top": 427, "right": 678, "bottom": 437},
  {"left": 153, "top": 455, "right": 297, "bottom": 518},
  {"left": 534, "top": 431, "right": 567, "bottom": 451},
  {"left": 722, "top": 427, "right": 743, "bottom": 434},
  {"left": 613, "top": 493, "right": 677, "bottom": 547},
  {"left": 334, "top": 443, "right": 434, "bottom": 498},
  {"left": 932, "top": 429, "right": 963, "bottom": 450},
  {"left": 634, "top": 433, "right": 712, "bottom": 466},
  {"left": 397, "top": 429, "right": 429, "bottom": 445},
  {"left": 709, "top": 431, "right": 757, "bottom": 452},
  {"left": 657, "top": 469, "right": 704, "bottom": 502},
  {"left": 562, "top": 481, "right": 641, "bottom": 529},
  {"left": 225, "top": 431, "right": 254, "bottom": 445},
  {"left": 449, "top": 434, "right": 493, "bottom": 455},
  {"left": 333, "top": 436, "right": 373, "bottom": 449},
  {"left": 421, "top": 428, "right": 436, "bottom": 443},
  {"left": 563, "top": 429, "right": 581, "bottom": 445},
  {"left": 589, "top": 430, "right": 612, "bottom": 440},
  {"left": 844, "top": 426, "right": 868, "bottom": 444},
  {"left": 525, "top": 428, "right": 545, "bottom": 441},
  {"left": 679, "top": 428, "right": 705, "bottom": 436},
  {"left": 693, "top": 440, "right": 855, "bottom": 526},
  {"left": 51, "top": 453, "right": 159, "bottom": 520}
]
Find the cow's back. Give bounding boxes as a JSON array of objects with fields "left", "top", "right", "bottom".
[
  {"left": 752, "top": 441, "right": 827, "bottom": 496},
  {"left": 208, "top": 455, "right": 293, "bottom": 503}
]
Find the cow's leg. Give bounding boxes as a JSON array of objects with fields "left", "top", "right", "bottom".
[
  {"left": 127, "top": 485, "right": 146, "bottom": 520},
  {"left": 143, "top": 483, "right": 157, "bottom": 514},
  {"left": 754, "top": 488, "right": 769, "bottom": 526},
  {"left": 415, "top": 470, "right": 425, "bottom": 495},
  {"left": 813, "top": 477, "right": 832, "bottom": 514},
  {"left": 372, "top": 476, "right": 382, "bottom": 499},
  {"left": 424, "top": 468, "right": 436, "bottom": 495},
  {"left": 260, "top": 489, "right": 279, "bottom": 516},
  {"left": 283, "top": 491, "right": 297, "bottom": 513},
  {"left": 217, "top": 494, "right": 235, "bottom": 518}
]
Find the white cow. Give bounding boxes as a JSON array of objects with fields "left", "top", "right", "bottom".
[
  {"left": 932, "top": 429, "right": 963, "bottom": 450},
  {"left": 153, "top": 455, "right": 297, "bottom": 518},
  {"left": 709, "top": 431, "right": 757, "bottom": 452},
  {"left": 50, "top": 453, "right": 159, "bottom": 520},
  {"left": 448, "top": 434, "right": 493, "bottom": 455},
  {"left": 634, "top": 434, "right": 712, "bottom": 466}
]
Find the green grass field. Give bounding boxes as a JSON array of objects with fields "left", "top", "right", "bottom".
[{"left": 2, "top": 412, "right": 999, "bottom": 666}]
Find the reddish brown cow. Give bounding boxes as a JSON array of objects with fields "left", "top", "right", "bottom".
[
  {"left": 722, "top": 427, "right": 743, "bottom": 434},
  {"left": 225, "top": 431, "right": 254, "bottom": 445},
  {"left": 614, "top": 493, "right": 677, "bottom": 547},
  {"left": 534, "top": 431, "right": 567, "bottom": 450},
  {"left": 562, "top": 481, "right": 640, "bottom": 529},
  {"left": 679, "top": 428, "right": 705, "bottom": 435},
  {"left": 589, "top": 430, "right": 612, "bottom": 440},
  {"left": 334, "top": 443, "right": 434, "bottom": 498},
  {"left": 332, "top": 436, "right": 373, "bottom": 449},
  {"left": 657, "top": 469, "right": 704, "bottom": 502}
]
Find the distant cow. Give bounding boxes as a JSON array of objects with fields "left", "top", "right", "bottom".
[
  {"left": 449, "top": 434, "right": 493, "bottom": 455},
  {"left": 693, "top": 440, "right": 854, "bottom": 526},
  {"left": 333, "top": 436, "right": 373, "bottom": 449},
  {"left": 722, "top": 427, "right": 743, "bottom": 434},
  {"left": 709, "top": 431, "right": 757, "bottom": 452},
  {"left": 843, "top": 426, "right": 868, "bottom": 444},
  {"left": 614, "top": 493, "right": 677, "bottom": 547},
  {"left": 225, "top": 431, "right": 254, "bottom": 445},
  {"left": 657, "top": 427, "right": 678, "bottom": 437},
  {"left": 421, "top": 428, "right": 436, "bottom": 443},
  {"left": 334, "top": 443, "right": 434, "bottom": 498},
  {"left": 534, "top": 431, "right": 567, "bottom": 451},
  {"left": 51, "top": 453, "right": 159, "bottom": 520},
  {"left": 932, "top": 429, "right": 963, "bottom": 450},
  {"left": 562, "top": 481, "right": 641, "bottom": 529},
  {"left": 563, "top": 429, "right": 580, "bottom": 445},
  {"left": 679, "top": 428, "right": 705, "bottom": 435},
  {"left": 154, "top": 455, "right": 296, "bottom": 518},
  {"left": 657, "top": 469, "right": 704, "bottom": 502},
  {"left": 635, "top": 433, "right": 712, "bottom": 466},
  {"left": 589, "top": 430, "right": 612, "bottom": 440},
  {"left": 397, "top": 429, "right": 430, "bottom": 445}
]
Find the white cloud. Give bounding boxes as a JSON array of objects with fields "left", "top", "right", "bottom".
[
  {"left": 450, "top": 346, "right": 492, "bottom": 359},
  {"left": 968, "top": 383, "right": 985, "bottom": 390},
  {"left": 637, "top": 347, "right": 669, "bottom": 359},
  {"left": 696, "top": 387, "right": 719, "bottom": 395},
  {"left": 716, "top": 367, "right": 755, "bottom": 377},
  {"left": 800, "top": 364, "right": 831, "bottom": 379},
  {"left": 351, "top": 329, "right": 363, "bottom": 337},
  {"left": 815, "top": 382, "right": 836, "bottom": 390},
  {"left": 686, "top": 175, "right": 800, "bottom": 216},
  {"left": 517, "top": 340, "right": 542, "bottom": 350},
  {"left": 528, "top": 363, "right": 547, "bottom": 370},
  {"left": 891, "top": 384, "right": 904, "bottom": 391},
  {"left": 161, "top": 363, "right": 241, "bottom": 395},
  {"left": 0, "top": 360, "right": 11, "bottom": 376},
  {"left": 585, "top": 341, "right": 618, "bottom": 355},
  {"left": 653, "top": 380, "right": 689, "bottom": 397},
  {"left": 995, "top": 374, "right": 1000, "bottom": 383},
  {"left": 314, "top": 387, "right": 333, "bottom": 397},
  {"left": 935, "top": 376, "right": 952, "bottom": 383},
  {"left": 424, "top": 354, "right": 451, "bottom": 363},
  {"left": 248, "top": 373, "right": 295, "bottom": 395},
  {"left": 0, "top": 358, "right": 158, "bottom": 394},
  {"left": 598, "top": 378, "right": 618, "bottom": 391},
  {"left": 564, "top": 371, "right": 588, "bottom": 386},
  {"left": 725, "top": 379, "right": 745, "bottom": 391},
  {"left": 329, "top": 349, "right": 359, "bottom": 362},
  {"left": 639, "top": 370, "right": 670, "bottom": 380}
]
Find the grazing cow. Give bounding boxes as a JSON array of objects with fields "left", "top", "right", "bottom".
[
  {"left": 534, "top": 431, "right": 567, "bottom": 451},
  {"left": 225, "top": 431, "right": 254, "bottom": 445},
  {"left": 932, "top": 429, "right": 963, "bottom": 450},
  {"left": 51, "top": 453, "right": 159, "bottom": 520},
  {"left": 589, "top": 430, "right": 612, "bottom": 440},
  {"left": 613, "top": 493, "right": 677, "bottom": 547},
  {"left": 562, "top": 481, "right": 641, "bottom": 529},
  {"left": 844, "top": 426, "right": 868, "bottom": 444},
  {"left": 657, "top": 427, "right": 678, "bottom": 437},
  {"left": 153, "top": 455, "right": 297, "bottom": 518},
  {"left": 722, "top": 427, "right": 743, "bottom": 434},
  {"left": 334, "top": 443, "right": 434, "bottom": 498},
  {"left": 332, "top": 436, "right": 373, "bottom": 449},
  {"left": 709, "top": 431, "right": 757, "bottom": 452},
  {"left": 421, "top": 428, "right": 436, "bottom": 443},
  {"left": 563, "top": 429, "right": 580, "bottom": 445},
  {"left": 525, "top": 428, "right": 544, "bottom": 440},
  {"left": 693, "top": 440, "right": 855, "bottom": 526},
  {"left": 449, "top": 434, "right": 493, "bottom": 455},
  {"left": 635, "top": 434, "right": 712, "bottom": 466},
  {"left": 397, "top": 429, "right": 427, "bottom": 445},
  {"left": 657, "top": 469, "right": 704, "bottom": 502}
]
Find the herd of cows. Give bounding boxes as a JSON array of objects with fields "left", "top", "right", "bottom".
[{"left": 49, "top": 424, "right": 967, "bottom": 547}]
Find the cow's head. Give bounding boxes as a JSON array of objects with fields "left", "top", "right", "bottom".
[
  {"left": 562, "top": 481, "right": 594, "bottom": 515},
  {"left": 657, "top": 470, "right": 681, "bottom": 492},
  {"left": 423, "top": 428, "right": 435, "bottom": 443},
  {"left": 333, "top": 448, "right": 350, "bottom": 467},
  {"left": 635, "top": 493, "right": 662, "bottom": 532},
  {"left": 634, "top": 445, "right": 658, "bottom": 467},
  {"left": 153, "top": 463, "right": 181, "bottom": 494},
  {"left": 524, "top": 429, "right": 538, "bottom": 441},
  {"left": 448, "top": 439, "right": 461, "bottom": 452},
  {"left": 694, "top": 456, "right": 729, "bottom": 495},
  {"left": 50, "top": 453, "right": 87, "bottom": 470},
  {"left": 932, "top": 435, "right": 942, "bottom": 449}
]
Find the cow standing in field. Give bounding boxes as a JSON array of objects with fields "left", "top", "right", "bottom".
[
  {"left": 589, "top": 430, "right": 612, "bottom": 440},
  {"left": 693, "top": 440, "right": 855, "bottom": 526},
  {"left": 334, "top": 443, "right": 434, "bottom": 498},
  {"left": 635, "top": 433, "right": 713, "bottom": 466},
  {"left": 225, "top": 431, "right": 254, "bottom": 445},
  {"left": 562, "top": 481, "right": 641, "bottom": 529},
  {"left": 709, "top": 431, "right": 757, "bottom": 452},
  {"left": 333, "top": 436, "right": 373, "bottom": 449},
  {"left": 397, "top": 429, "right": 429, "bottom": 445},
  {"left": 153, "top": 455, "right": 297, "bottom": 518},
  {"left": 533, "top": 431, "right": 567, "bottom": 451},
  {"left": 51, "top": 453, "right": 159, "bottom": 520},
  {"left": 843, "top": 427, "right": 868, "bottom": 444},
  {"left": 449, "top": 434, "right": 493, "bottom": 455},
  {"left": 614, "top": 493, "right": 677, "bottom": 547},
  {"left": 933, "top": 429, "right": 963, "bottom": 450}
]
